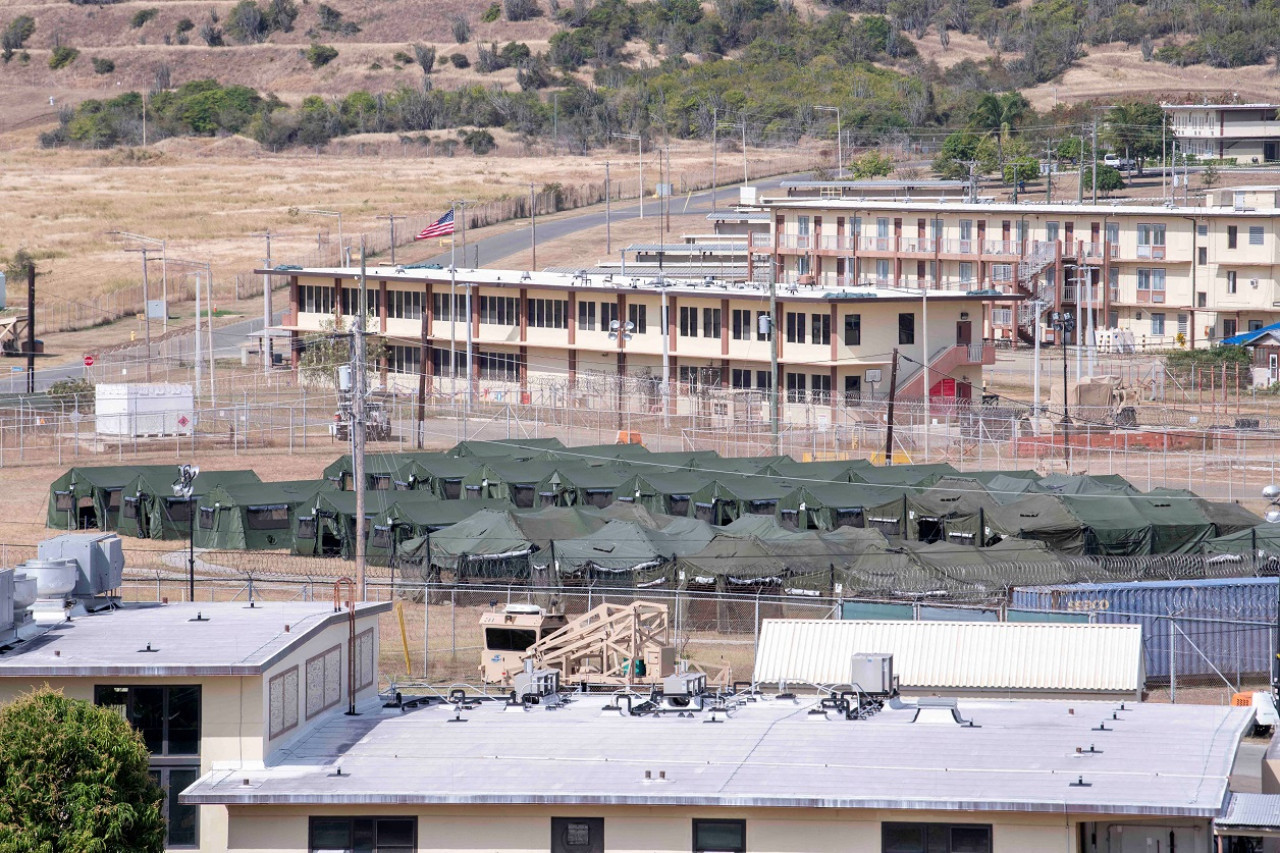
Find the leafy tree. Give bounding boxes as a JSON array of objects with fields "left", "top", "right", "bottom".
[
  {"left": 307, "top": 43, "right": 339, "bottom": 68},
  {"left": 91, "top": 56, "right": 115, "bottom": 73},
  {"left": 0, "top": 688, "right": 165, "bottom": 852},
  {"left": 226, "top": 0, "right": 265, "bottom": 42},
  {"left": 932, "top": 130, "right": 982, "bottom": 179},
  {"left": 49, "top": 45, "right": 79, "bottom": 69},
  {"left": 462, "top": 127, "right": 496, "bottom": 154},
  {"left": 299, "top": 312, "right": 388, "bottom": 390},
  {"left": 450, "top": 14, "right": 471, "bottom": 43},
  {"left": 1, "top": 15, "right": 36, "bottom": 61},
  {"left": 481, "top": 3, "right": 501, "bottom": 23},
  {"left": 130, "top": 8, "right": 158, "bottom": 27},
  {"left": 1201, "top": 161, "right": 1221, "bottom": 189},
  {"left": 504, "top": 0, "right": 540, "bottom": 21},
  {"left": 1103, "top": 101, "right": 1167, "bottom": 175},
  {"left": 1082, "top": 163, "right": 1124, "bottom": 194},
  {"left": 850, "top": 150, "right": 894, "bottom": 179},
  {"left": 413, "top": 43, "right": 435, "bottom": 73},
  {"left": 47, "top": 377, "right": 94, "bottom": 407}
]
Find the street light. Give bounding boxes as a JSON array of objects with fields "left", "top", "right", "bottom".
[
  {"left": 1051, "top": 311, "right": 1075, "bottom": 471},
  {"left": 815, "top": 106, "right": 843, "bottom": 179},
  {"left": 172, "top": 464, "right": 200, "bottom": 602},
  {"left": 1264, "top": 484, "right": 1280, "bottom": 709},
  {"left": 289, "top": 208, "right": 344, "bottom": 265},
  {"left": 615, "top": 133, "right": 644, "bottom": 220}
]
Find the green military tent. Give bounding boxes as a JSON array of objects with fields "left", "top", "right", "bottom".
[
  {"left": 615, "top": 470, "right": 710, "bottom": 516},
  {"left": 853, "top": 462, "right": 959, "bottom": 489},
  {"left": 1204, "top": 524, "right": 1280, "bottom": 558},
  {"left": 764, "top": 458, "right": 872, "bottom": 483},
  {"left": 687, "top": 477, "right": 801, "bottom": 525},
  {"left": 195, "top": 480, "right": 329, "bottom": 550},
  {"left": 554, "top": 517, "right": 716, "bottom": 588},
  {"left": 449, "top": 438, "right": 565, "bottom": 459},
  {"left": 459, "top": 460, "right": 563, "bottom": 506},
  {"left": 116, "top": 468, "right": 262, "bottom": 540},
  {"left": 422, "top": 506, "right": 612, "bottom": 582},
  {"left": 776, "top": 482, "right": 910, "bottom": 532},
  {"left": 48, "top": 465, "right": 180, "bottom": 531},
  {"left": 552, "top": 463, "right": 640, "bottom": 508},
  {"left": 986, "top": 494, "right": 1092, "bottom": 554},
  {"left": 908, "top": 479, "right": 1003, "bottom": 544},
  {"left": 1146, "top": 488, "right": 1261, "bottom": 538}
]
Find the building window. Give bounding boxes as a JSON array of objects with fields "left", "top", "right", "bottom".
[
  {"left": 1197, "top": 291, "right": 1207, "bottom": 308},
  {"left": 1137, "top": 268, "right": 1165, "bottom": 301},
  {"left": 298, "top": 284, "right": 335, "bottom": 315},
  {"left": 269, "top": 666, "right": 300, "bottom": 739},
  {"left": 785, "top": 312, "right": 806, "bottom": 344},
  {"left": 601, "top": 302, "right": 619, "bottom": 330},
  {"left": 479, "top": 295, "right": 519, "bottom": 326},
  {"left": 629, "top": 304, "right": 648, "bottom": 334},
  {"left": 811, "top": 313, "right": 831, "bottom": 345},
  {"left": 387, "top": 344, "right": 422, "bottom": 377},
  {"left": 95, "top": 686, "right": 202, "bottom": 849},
  {"left": 786, "top": 372, "right": 806, "bottom": 403},
  {"left": 693, "top": 819, "right": 745, "bottom": 853},
  {"left": 528, "top": 298, "right": 568, "bottom": 329},
  {"left": 844, "top": 375, "right": 861, "bottom": 402},
  {"left": 552, "top": 817, "right": 605, "bottom": 853},
  {"left": 385, "top": 289, "right": 423, "bottom": 320},
  {"left": 898, "top": 313, "right": 915, "bottom": 345},
  {"left": 679, "top": 306, "right": 698, "bottom": 337},
  {"left": 1106, "top": 222, "right": 1120, "bottom": 245},
  {"left": 1224, "top": 318, "right": 1237, "bottom": 338},
  {"left": 991, "top": 308, "right": 1012, "bottom": 326},
  {"left": 1045, "top": 221, "right": 1059, "bottom": 243},
  {"left": 1137, "top": 223, "right": 1166, "bottom": 258},
  {"left": 731, "top": 369, "right": 752, "bottom": 389},
  {"left": 1250, "top": 319, "right": 1265, "bottom": 331},
  {"left": 731, "top": 309, "right": 752, "bottom": 340},
  {"left": 1227, "top": 270, "right": 1238, "bottom": 294},
  {"left": 811, "top": 373, "right": 831, "bottom": 403},
  {"left": 958, "top": 262, "right": 974, "bottom": 284},
  {"left": 305, "top": 645, "right": 343, "bottom": 718},
  {"left": 991, "top": 264, "right": 1012, "bottom": 282},
  {"left": 578, "top": 300, "right": 597, "bottom": 331},
  {"left": 1151, "top": 312, "right": 1165, "bottom": 335},
  {"left": 1179, "top": 314, "right": 1189, "bottom": 337},
  {"left": 1250, "top": 225, "right": 1265, "bottom": 246},
  {"left": 702, "top": 307, "right": 722, "bottom": 338},
  {"left": 310, "top": 817, "right": 416, "bottom": 853},
  {"left": 881, "top": 822, "right": 992, "bottom": 853},
  {"left": 844, "top": 313, "right": 861, "bottom": 346},
  {"left": 796, "top": 255, "right": 810, "bottom": 276},
  {"left": 431, "top": 292, "right": 465, "bottom": 321},
  {"left": 875, "top": 259, "right": 891, "bottom": 283},
  {"left": 756, "top": 370, "right": 772, "bottom": 389},
  {"left": 478, "top": 351, "right": 521, "bottom": 382},
  {"left": 1228, "top": 226, "right": 1238, "bottom": 249},
  {"left": 1198, "top": 246, "right": 1207, "bottom": 265}
]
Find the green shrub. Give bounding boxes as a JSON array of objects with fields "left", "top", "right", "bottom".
[
  {"left": 91, "top": 56, "right": 115, "bottom": 73},
  {"left": 480, "top": 3, "right": 501, "bottom": 23},
  {"left": 306, "top": 42, "right": 338, "bottom": 67},
  {"left": 49, "top": 45, "right": 79, "bottom": 69},
  {"left": 461, "top": 128, "right": 495, "bottom": 154},
  {"left": 449, "top": 51, "right": 469, "bottom": 68},
  {"left": 391, "top": 49, "right": 412, "bottom": 65},
  {"left": 1, "top": 15, "right": 36, "bottom": 61},
  {"left": 176, "top": 17, "right": 194, "bottom": 33},
  {"left": 130, "top": 8, "right": 158, "bottom": 27}
]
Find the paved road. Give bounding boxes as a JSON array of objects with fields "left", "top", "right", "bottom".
[{"left": 415, "top": 173, "right": 806, "bottom": 269}]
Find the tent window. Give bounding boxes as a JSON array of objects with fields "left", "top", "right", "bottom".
[
  {"left": 199, "top": 507, "right": 216, "bottom": 529},
  {"left": 694, "top": 502, "right": 714, "bottom": 522},
  {"left": 586, "top": 490, "right": 613, "bottom": 508},
  {"left": 370, "top": 526, "right": 393, "bottom": 549},
  {"left": 54, "top": 490, "right": 73, "bottom": 511},
  {"left": 165, "top": 497, "right": 194, "bottom": 523},
  {"left": 368, "top": 474, "right": 391, "bottom": 491},
  {"left": 105, "top": 488, "right": 122, "bottom": 509},
  {"left": 247, "top": 505, "right": 290, "bottom": 530},
  {"left": 441, "top": 479, "right": 462, "bottom": 500},
  {"left": 464, "top": 485, "right": 483, "bottom": 499},
  {"left": 779, "top": 509, "right": 799, "bottom": 530},
  {"left": 539, "top": 491, "right": 559, "bottom": 508},
  {"left": 123, "top": 496, "right": 140, "bottom": 519},
  {"left": 485, "top": 627, "right": 537, "bottom": 652},
  {"left": 748, "top": 499, "right": 777, "bottom": 515},
  {"left": 868, "top": 517, "right": 901, "bottom": 535},
  {"left": 393, "top": 480, "right": 412, "bottom": 491},
  {"left": 297, "top": 516, "right": 318, "bottom": 539},
  {"left": 513, "top": 485, "right": 535, "bottom": 508},
  {"left": 669, "top": 497, "right": 690, "bottom": 515},
  {"left": 834, "top": 508, "right": 864, "bottom": 528}
]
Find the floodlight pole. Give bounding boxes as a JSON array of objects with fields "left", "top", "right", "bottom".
[
  {"left": 1264, "top": 484, "right": 1280, "bottom": 710},
  {"left": 354, "top": 245, "right": 368, "bottom": 601}
]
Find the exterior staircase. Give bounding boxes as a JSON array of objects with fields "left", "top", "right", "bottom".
[{"left": 1013, "top": 241, "right": 1057, "bottom": 345}]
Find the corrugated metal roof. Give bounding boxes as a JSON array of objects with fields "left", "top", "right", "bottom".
[
  {"left": 1218, "top": 793, "right": 1280, "bottom": 828},
  {"left": 755, "top": 619, "right": 1144, "bottom": 692}
]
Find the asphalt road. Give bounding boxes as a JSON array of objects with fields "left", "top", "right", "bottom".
[{"left": 415, "top": 173, "right": 805, "bottom": 269}]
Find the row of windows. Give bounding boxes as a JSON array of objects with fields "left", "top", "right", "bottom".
[{"left": 307, "top": 817, "right": 991, "bottom": 853}]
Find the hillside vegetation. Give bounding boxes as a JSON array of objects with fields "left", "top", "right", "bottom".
[{"left": 1, "top": 0, "right": 1277, "bottom": 154}]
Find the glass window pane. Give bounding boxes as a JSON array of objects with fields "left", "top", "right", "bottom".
[
  {"left": 310, "top": 818, "right": 351, "bottom": 851},
  {"left": 167, "top": 687, "right": 201, "bottom": 755},
  {"left": 882, "top": 823, "right": 925, "bottom": 853},
  {"left": 352, "top": 818, "right": 375, "bottom": 853},
  {"left": 166, "top": 767, "right": 200, "bottom": 847},
  {"left": 130, "top": 687, "right": 166, "bottom": 753},
  {"left": 694, "top": 820, "right": 744, "bottom": 852},
  {"left": 376, "top": 819, "right": 416, "bottom": 847},
  {"left": 950, "top": 826, "right": 992, "bottom": 853}
]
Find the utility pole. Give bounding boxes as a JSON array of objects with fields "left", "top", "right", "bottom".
[
  {"left": 529, "top": 183, "right": 537, "bottom": 270},
  {"left": 1031, "top": 299, "right": 1044, "bottom": 418},
  {"left": 377, "top": 214, "right": 405, "bottom": 265},
  {"left": 922, "top": 288, "right": 930, "bottom": 463},
  {"left": 194, "top": 268, "right": 202, "bottom": 393},
  {"left": 416, "top": 271, "right": 429, "bottom": 449},
  {"left": 711, "top": 107, "right": 717, "bottom": 213},
  {"left": 884, "top": 348, "right": 899, "bottom": 465},
  {"left": 741, "top": 118, "right": 748, "bottom": 184},
  {"left": 262, "top": 230, "right": 272, "bottom": 375},
  {"left": 552, "top": 92, "right": 558, "bottom": 154},
  {"left": 25, "top": 262, "right": 35, "bottom": 394},
  {"left": 1045, "top": 139, "right": 1053, "bottom": 203},
  {"left": 664, "top": 147, "right": 672, "bottom": 235},
  {"left": 1091, "top": 118, "right": 1099, "bottom": 205},
  {"left": 353, "top": 244, "right": 368, "bottom": 601},
  {"left": 603, "top": 161, "right": 612, "bottom": 254},
  {"left": 1078, "top": 129, "right": 1086, "bottom": 203},
  {"left": 125, "top": 247, "right": 154, "bottom": 382}
]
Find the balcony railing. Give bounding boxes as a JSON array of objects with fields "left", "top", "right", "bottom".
[
  {"left": 900, "top": 237, "right": 937, "bottom": 253},
  {"left": 777, "top": 234, "right": 813, "bottom": 251},
  {"left": 939, "top": 239, "right": 977, "bottom": 255},
  {"left": 1136, "top": 244, "right": 1167, "bottom": 260},
  {"left": 1135, "top": 290, "right": 1166, "bottom": 304},
  {"left": 859, "top": 236, "right": 892, "bottom": 252},
  {"left": 983, "top": 240, "right": 1017, "bottom": 255},
  {"left": 818, "top": 234, "right": 855, "bottom": 252}
]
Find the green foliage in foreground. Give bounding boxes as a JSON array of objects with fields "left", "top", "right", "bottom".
[{"left": 0, "top": 688, "right": 166, "bottom": 852}]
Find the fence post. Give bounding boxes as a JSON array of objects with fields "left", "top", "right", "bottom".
[
  {"left": 450, "top": 588, "right": 456, "bottom": 659},
  {"left": 1169, "top": 618, "right": 1176, "bottom": 704},
  {"left": 423, "top": 584, "right": 430, "bottom": 679}
]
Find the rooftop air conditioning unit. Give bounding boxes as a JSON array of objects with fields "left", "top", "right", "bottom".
[{"left": 850, "top": 652, "right": 894, "bottom": 695}]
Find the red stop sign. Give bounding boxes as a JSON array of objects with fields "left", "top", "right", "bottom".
[{"left": 83, "top": 355, "right": 95, "bottom": 367}]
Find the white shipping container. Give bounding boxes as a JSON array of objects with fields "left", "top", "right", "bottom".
[{"left": 95, "top": 383, "right": 194, "bottom": 437}]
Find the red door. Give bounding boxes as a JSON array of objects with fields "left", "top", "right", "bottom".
[{"left": 956, "top": 320, "right": 972, "bottom": 346}]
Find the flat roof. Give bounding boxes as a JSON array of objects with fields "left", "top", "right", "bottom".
[
  {"left": 1163, "top": 103, "right": 1279, "bottom": 111},
  {"left": 262, "top": 266, "right": 1015, "bottom": 304},
  {"left": 759, "top": 197, "right": 1280, "bottom": 216},
  {"left": 1217, "top": 793, "right": 1280, "bottom": 829},
  {"left": 705, "top": 211, "right": 770, "bottom": 222},
  {"left": 183, "top": 693, "right": 1248, "bottom": 816},
  {"left": 781, "top": 180, "right": 968, "bottom": 189},
  {"left": 0, "top": 602, "right": 391, "bottom": 677}
]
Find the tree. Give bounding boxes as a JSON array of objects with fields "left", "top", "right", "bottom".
[
  {"left": 1, "top": 15, "right": 35, "bottom": 62},
  {"left": 0, "top": 688, "right": 166, "bottom": 851},
  {"left": 1082, "top": 163, "right": 1124, "bottom": 195},
  {"left": 1103, "top": 101, "right": 1167, "bottom": 175},
  {"left": 850, "top": 150, "right": 894, "bottom": 179},
  {"left": 1201, "top": 160, "right": 1221, "bottom": 189},
  {"left": 299, "top": 311, "right": 389, "bottom": 390}
]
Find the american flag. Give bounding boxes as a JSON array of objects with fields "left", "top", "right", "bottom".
[{"left": 415, "top": 209, "right": 455, "bottom": 240}]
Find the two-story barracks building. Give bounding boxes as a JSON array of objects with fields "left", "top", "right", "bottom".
[
  {"left": 759, "top": 187, "right": 1280, "bottom": 349},
  {"left": 274, "top": 266, "right": 1007, "bottom": 408}
]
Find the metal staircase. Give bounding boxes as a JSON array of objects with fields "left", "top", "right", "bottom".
[{"left": 1013, "top": 241, "right": 1057, "bottom": 345}]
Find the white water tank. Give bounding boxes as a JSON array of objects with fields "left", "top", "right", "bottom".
[{"left": 95, "top": 383, "right": 194, "bottom": 437}]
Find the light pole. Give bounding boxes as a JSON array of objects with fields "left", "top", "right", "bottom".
[
  {"left": 1051, "top": 311, "right": 1075, "bottom": 471},
  {"left": 1264, "top": 484, "right": 1280, "bottom": 710},
  {"left": 290, "top": 208, "right": 344, "bottom": 265},
  {"left": 113, "top": 231, "right": 168, "bottom": 333},
  {"left": 815, "top": 105, "right": 843, "bottom": 179},
  {"left": 616, "top": 133, "right": 644, "bottom": 219},
  {"left": 1031, "top": 298, "right": 1046, "bottom": 418},
  {"left": 172, "top": 464, "right": 199, "bottom": 602}
]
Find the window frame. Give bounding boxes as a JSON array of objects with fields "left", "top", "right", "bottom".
[
  {"left": 552, "top": 816, "right": 605, "bottom": 853},
  {"left": 309, "top": 816, "right": 417, "bottom": 853},
  {"left": 898, "top": 312, "right": 916, "bottom": 345},
  {"left": 844, "top": 313, "right": 861, "bottom": 346},
  {"left": 693, "top": 818, "right": 746, "bottom": 853},
  {"left": 880, "top": 821, "right": 992, "bottom": 853}
]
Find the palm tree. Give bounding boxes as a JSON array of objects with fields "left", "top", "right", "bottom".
[{"left": 969, "top": 92, "right": 1031, "bottom": 165}]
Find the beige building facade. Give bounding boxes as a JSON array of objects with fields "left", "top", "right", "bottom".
[{"left": 760, "top": 187, "right": 1280, "bottom": 350}]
